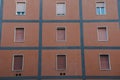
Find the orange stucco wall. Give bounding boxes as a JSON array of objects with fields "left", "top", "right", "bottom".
[
  {"left": 82, "top": 0, "right": 118, "bottom": 20},
  {"left": 42, "top": 23, "right": 80, "bottom": 46},
  {"left": 42, "top": 50, "right": 82, "bottom": 76},
  {"left": 84, "top": 22, "right": 120, "bottom": 46},
  {"left": 3, "top": 0, "right": 39, "bottom": 20},
  {"left": 85, "top": 50, "right": 120, "bottom": 76},
  {"left": 0, "top": 50, "right": 38, "bottom": 77},
  {"left": 43, "top": 0, "right": 80, "bottom": 20},
  {"left": 1, "top": 23, "right": 39, "bottom": 47}
]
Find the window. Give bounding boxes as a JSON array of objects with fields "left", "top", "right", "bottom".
[
  {"left": 56, "top": 2, "right": 66, "bottom": 16},
  {"left": 16, "top": 1, "right": 26, "bottom": 15},
  {"left": 57, "top": 55, "right": 66, "bottom": 70},
  {"left": 13, "top": 55, "right": 23, "bottom": 71},
  {"left": 56, "top": 27, "right": 66, "bottom": 41},
  {"left": 97, "top": 27, "right": 108, "bottom": 41},
  {"left": 96, "top": 2, "right": 106, "bottom": 15},
  {"left": 100, "top": 54, "right": 111, "bottom": 70},
  {"left": 15, "top": 28, "right": 24, "bottom": 42}
]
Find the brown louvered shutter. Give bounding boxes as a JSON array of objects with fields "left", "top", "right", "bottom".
[
  {"left": 57, "top": 55, "right": 66, "bottom": 70},
  {"left": 14, "top": 55, "right": 23, "bottom": 71},
  {"left": 57, "top": 27, "right": 65, "bottom": 41},
  {"left": 100, "top": 55, "right": 110, "bottom": 69},
  {"left": 16, "top": 28, "right": 24, "bottom": 42}
]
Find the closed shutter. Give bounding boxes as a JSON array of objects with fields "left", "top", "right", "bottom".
[
  {"left": 57, "top": 55, "right": 66, "bottom": 70},
  {"left": 16, "top": 28, "right": 24, "bottom": 42},
  {"left": 100, "top": 55, "right": 110, "bottom": 69},
  {"left": 57, "top": 27, "right": 65, "bottom": 41},
  {"left": 56, "top": 3, "right": 65, "bottom": 15},
  {"left": 98, "top": 27, "right": 107, "bottom": 41},
  {"left": 14, "top": 55, "right": 23, "bottom": 71}
]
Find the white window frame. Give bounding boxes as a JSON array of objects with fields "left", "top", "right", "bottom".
[
  {"left": 12, "top": 54, "right": 24, "bottom": 72},
  {"left": 97, "top": 26, "right": 108, "bottom": 41},
  {"left": 56, "top": 26, "right": 67, "bottom": 42},
  {"left": 16, "top": 0, "right": 26, "bottom": 16},
  {"left": 96, "top": 1, "right": 106, "bottom": 15},
  {"left": 56, "top": 1, "right": 66, "bottom": 16},
  {"left": 14, "top": 27, "right": 25, "bottom": 43},
  {"left": 99, "top": 54, "right": 111, "bottom": 70},
  {"left": 56, "top": 54, "right": 67, "bottom": 70}
]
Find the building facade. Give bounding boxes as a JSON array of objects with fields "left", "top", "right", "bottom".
[{"left": 0, "top": 0, "right": 120, "bottom": 80}]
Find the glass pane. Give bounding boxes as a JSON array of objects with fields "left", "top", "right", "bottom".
[
  {"left": 101, "top": 7, "right": 105, "bottom": 15},
  {"left": 96, "top": 7, "right": 100, "bottom": 15}
]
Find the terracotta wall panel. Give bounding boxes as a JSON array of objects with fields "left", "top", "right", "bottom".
[
  {"left": 0, "top": 50, "right": 38, "bottom": 77},
  {"left": 85, "top": 50, "right": 120, "bottom": 76},
  {"left": 82, "top": 0, "right": 118, "bottom": 20},
  {"left": 83, "top": 22, "right": 120, "bottom": 46},
  {"left": 42, "top": 50, "right": 82, "bottom": 76},
  {"left": 42, "top": 23, "right": 80, "bottom": 46},
  {"left": 1, "top": 23, "right": 39, "bottom": 47},
  {"left": 3, "top": 0, "right": 39, "bottom": 20},
  {"left": 43, "top": 0, "right": 80, "bottom": 20}
]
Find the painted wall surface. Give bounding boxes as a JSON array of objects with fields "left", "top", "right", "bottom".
[
  {"left": 42, "top": 50, "right": 82, "bottom": 76},
  {"left": 42, "top": 23, "right": 80, "bottom": 46},
  {"left": 84, "top": 22, "right": 120, "bottom": 46},
  {"left": 3, "top": 0, "right": 40, "bottom": 20},
  {"left": 43, "top": 0, "right": 80, "bottom": 20},
  {"left": 82, "top": 0, "right": 118, "bottom": 20},
  {"left": 85, "top": 50, "right": 120, "bottom": 76},
  {"left": 0, "top": 0, "right": 120, "bottom": 80},
  {"left": 0, "top": 50, "right": 38, "bottom": 77},
  {"left": 1, "top": 23, "right": 39, "bottom": 47}
]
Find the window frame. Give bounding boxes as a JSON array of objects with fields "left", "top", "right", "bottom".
[
  {"left": 97, "top": 26, "right": 108, "bottom": 41},
  {"left": 12, "top": 54, "right": 24, "bottom": 72},
  {"left": 14, "top": 27, "right": 25, "bottom": 43},
  {"left": 96, "top": 1, "right": 106, "bottom": 15},
  {"left": 56, "top": 1, "right": 66, "bottom": 16},
  {"left": 56, "top": 54, "right": 67, "bottom": 70},
  {"left": 56, "top": 26, "right": 67, "bottom": 42},
  {"left": 16, "top": 0, "right": 26, "bottom": 16},
  {"left": 99, "top": 54, "right": 111, "bottom": 70}
]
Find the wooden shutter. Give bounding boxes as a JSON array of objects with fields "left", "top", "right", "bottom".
[
  {"left": 16, "top": 28, "right": 24, "bottom": 42},
  {"left": 14, "top": 55, "right": 23, "bottom": 71},
  {"left": 100, "top": 55, "right": 110, "bottom": 69},
  {"left": 57, "top": 27, "right": 65, "bottom": 41},
  {"left": 98, "top": 27, "right": 107, "bottom": 41},
  {"left": 57, "top": 55, "right": 66, "bottom": 70},
  {"left": 16, "top": 2, "right": 26, "bottom": 12},
  {"left": 56, "top": 3, "right": 65, "bottom": 15}
]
